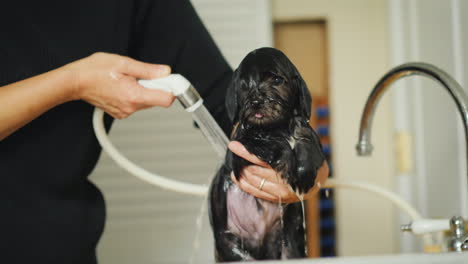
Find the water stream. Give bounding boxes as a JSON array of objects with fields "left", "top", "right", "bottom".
[
  {"left": 186, "top": 104, "right": 229, "bottom": 262},
  {"left": 190, "top": 105, "right": 229, "bottom": 159},
  {"left": 189, "top": 194, "right": 208, "bottom": 264},
  {"left": 296, "top": 193, "right": 307, "bottom": 255}
]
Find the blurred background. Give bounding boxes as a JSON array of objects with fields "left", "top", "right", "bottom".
[{"left": 89, "top": 0, "right": 468, "bottom": 262}]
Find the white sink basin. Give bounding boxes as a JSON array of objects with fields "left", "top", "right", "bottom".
[{"left": 249, "top": 252, "right": 468, "bottom": 264}]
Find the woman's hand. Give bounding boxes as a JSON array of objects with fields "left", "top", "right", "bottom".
[
  {"left": 65, "top": 52, "right": 175, "bottom": 119},
  {"left": 229, "top": 141, "right": 329, "bottom": 203},
  {"left": 0, "top": 52, "right": 176, "bottom": 140}
]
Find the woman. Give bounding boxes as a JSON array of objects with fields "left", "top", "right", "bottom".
[{"left": 0, "top": 1, "right": 327, "bottom": 263}]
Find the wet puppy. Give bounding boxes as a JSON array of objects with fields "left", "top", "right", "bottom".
[{"left": 209, "top": 47, "right": 326, "bottom": 261}]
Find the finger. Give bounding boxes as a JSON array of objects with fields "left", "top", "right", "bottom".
[
  {"left": 231, "top": 172, "right": 279, "bottom": 203},
  {"left": 135, "top": 84, "right": 176, "bottom": 108},
  {"left": 244, "top": 165, "right": 282, "bottom": 183},
  {"left": 315, "top": 160, "right": 330, "bottom": 187},
  {"left": 118, "top": 75, "right": 176, "bottom": 109},
  {"left": 303, "top": 160, "right": 330, "bottom": 200},
  {"left": 121, "top": 56, "right": 171, "bottom": 80},
  {"left": 242, "top": 168, "right": 293, "bottom": 201},
  {"left": 228, "top": 141, "right": 269, "bottom": 167}
]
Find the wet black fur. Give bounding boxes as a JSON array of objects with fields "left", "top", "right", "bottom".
[{"left": 209, "top": 47, "right": 326, "bottom": 261}]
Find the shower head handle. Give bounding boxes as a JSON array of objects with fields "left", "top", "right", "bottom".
[{"left": 138, "top": 74, "right": 203, "bottom": 112}]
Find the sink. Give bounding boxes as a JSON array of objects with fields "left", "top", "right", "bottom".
[{"left": 253, "top": 252, "right": 468, "bottom": 264}]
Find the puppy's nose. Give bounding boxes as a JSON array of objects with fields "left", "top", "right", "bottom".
[{"left": 251, "top": 100, "right": 261, "bottom": 107}]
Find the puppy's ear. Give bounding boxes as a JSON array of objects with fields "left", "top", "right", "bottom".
[
  {"left": 293, "top": 74, "right": 312, "bottom": 119},
  {"left": 225, "top": 69, "right": 240, "bottom": 123}
]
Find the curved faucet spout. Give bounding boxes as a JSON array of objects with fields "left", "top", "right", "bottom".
[
  {"left": 356, "top": 62, "right": 468, "bottom": 161},
  {"left": 357, "top": 62, "right": 468, "bottom": 251}
]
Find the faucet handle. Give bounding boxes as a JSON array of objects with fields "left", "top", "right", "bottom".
[
  {"left": 400, "top": 219, "right": 450, "bottom": 234},
  {"left": 447, "top": 216, "right": 468, "bottom": 252},
  {"left": 462, "top": 238, "right": 468, "bottom": 251}
]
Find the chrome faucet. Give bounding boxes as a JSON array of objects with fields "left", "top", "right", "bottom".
[
  {"left": 356, "top": 62, "right": 468, "bottom": 157},
  {"left": 355, "top": 62, "right": 468, "bottom": 251}
]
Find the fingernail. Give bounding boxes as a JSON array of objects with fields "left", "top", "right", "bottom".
[
  {"left": 229, "top": 141, "right": 246, "bottom": 152},
  {"left": 228, "top": 141, "right": 236, "bottom": 150},
  {"left": 156, "top": 65, "right": 171, "bottom": 76}
]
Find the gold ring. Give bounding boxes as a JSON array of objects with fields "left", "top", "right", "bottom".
[{"left": 259, "top": 178, "right": 266, "bottom": 190}]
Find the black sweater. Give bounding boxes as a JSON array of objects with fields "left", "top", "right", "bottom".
[{"left": 0, "top": 1, "right": 232, "bottom": 263}]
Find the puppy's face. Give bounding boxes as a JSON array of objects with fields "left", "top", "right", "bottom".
[
  {"left": 226, "top": 48, "right": 311, "bottom": 128},
  {"left": 240, "top": 70, "right": 293, "bottom": 127}
]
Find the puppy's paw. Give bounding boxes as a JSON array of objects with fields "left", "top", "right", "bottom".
[{"left": 287, "top": 165, "right": 317, "bottom": 195}]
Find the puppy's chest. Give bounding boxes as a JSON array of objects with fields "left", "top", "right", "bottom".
[
  {"left": 235, "top": 128, "right": 293, "bottom": 164},
  {"left": 226, "top": 185, "right": 283, "bottom": 243}
]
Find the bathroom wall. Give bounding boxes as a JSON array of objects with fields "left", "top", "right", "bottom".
[
  {"left": 272, "top": 0, "right": 396, "bottom": 257},
  {"left": 389, "top": 0, "right": 468, "bottom": 252},
  {"left": 89, "top": 1, "right": 272, "bottom": 263}
]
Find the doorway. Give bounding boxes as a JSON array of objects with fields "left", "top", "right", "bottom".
[{"left": 274, "top": 21, "right": 335, "bottom": 257}]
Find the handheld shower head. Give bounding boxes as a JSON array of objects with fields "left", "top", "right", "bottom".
[{"left": 138, "top": 74, "right": 203, "bottom": 112}]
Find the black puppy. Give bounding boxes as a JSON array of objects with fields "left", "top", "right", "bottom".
[{"left": 209, "top": 47, "right": 326, "bottom": 261}]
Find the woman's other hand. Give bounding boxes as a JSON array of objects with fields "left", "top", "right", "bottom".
[{"left": 229, "top": 141, "right": 329, "bottom": 203}]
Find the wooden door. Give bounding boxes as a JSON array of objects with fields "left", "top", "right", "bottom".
[{"left": 274, "top": 21, "right": 330, "bottom": 258}]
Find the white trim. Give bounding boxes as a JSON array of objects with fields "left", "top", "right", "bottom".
[
  {"left": 388, "top": 0, "right": 405, "bottom": 67},
  {"left": 256, "top": 0, "right": 273, "bottom": 47},
  {"left": 450, "top": 0, "right": 468, "bottom": 217},
  {"left": 389, "top": 0, "right": 409, "bottom": 132},
  {"left": 388, "top": 0, "right": 416, "bottom": 253},
  {"left": 408, "top": 0, "right": 428, "bottom": 217}
]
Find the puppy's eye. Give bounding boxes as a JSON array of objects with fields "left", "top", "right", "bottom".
[{"left": 273, "top": 76, "right": 284, "bottom": 86}]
